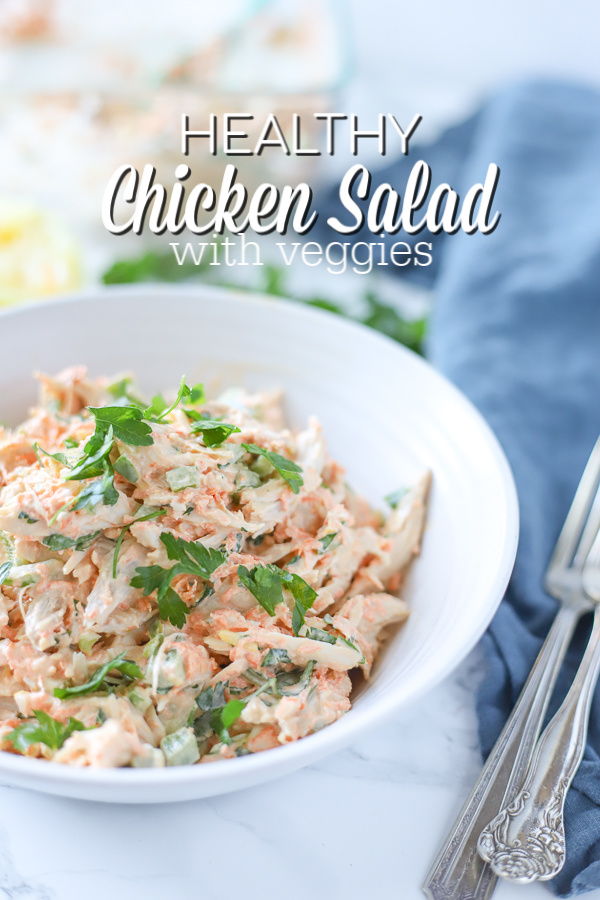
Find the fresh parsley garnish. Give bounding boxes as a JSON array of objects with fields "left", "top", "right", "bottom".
[
  {"left": 6, "top": 710, "right": 89, "bottom": 752},
  {"left": 212, "top": 699, "right": 245, "bottom": 744},
  {"left": 66, "top": 426, "right": 114, "bottom": 481},
  {"left": 237, "top": 564, "right": 282, "bottom": 616},
  {"left": 145, "top": 376, "right": 189, "bottom": 424},
  {"left": 18, "top": 511, "right": 38, "bottom": 525},
  {"left": 195, "top": 682, "right": 245, "bottom": 746},
  {"left": 70, "top": 462, "right": 119, "bottom": 513},
  {"left": 305, "top": 626, "right": 337, "bottom": 644},
  {"left": 161, "top": 533, "right": 227, "bottom": 580},
  {"left": 188, "top": 384, "right": 206, "bottom": 406},
  {"left": 196, "top": 681, "right": 227, "bottom": 711},
  {"left": 192, "top": 420, "right": 241, "bottom": 448},
  {"left": 280, "top": 571, "right": 318, "bottom": 635},
  {"left": 276, "top": 660, "right": 315, "bottom": 696},
  {"left": 320, "top": 533, "right": 338, "bottom": 551},
  {"left": 33, "top": 442, "right": 69, "bottom": 466},
  {"left": 88, "top": 406, "right": 153, "bottom": 447},
  {"left": 53, "top": 652, "right": 143, "bottom": 699},
  {"left": 241, "top": 444, "right": 303, "bottom": 494},
  {"left": 262, "top": 648, "right": 291, "bottom": 668},
  {"left": 42, "top": 532, "right": 100, "bottom": 552},
  {"left": 237, "top": 564, "right": 316, "bottom": 634},
  {"left": 131, "top": 534, "right": 226, "bottom": 627},
  {"left": 113, "top": 508, "right": 167, "bottom": 578}
]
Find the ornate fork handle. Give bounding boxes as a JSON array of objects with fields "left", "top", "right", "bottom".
[{"left": 478, "top": 604, "right": 600, "bottom": 884}]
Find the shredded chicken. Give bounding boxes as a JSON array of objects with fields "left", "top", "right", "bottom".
[{"left": 0, "top": 368, "right": 430, "bottom": 768}]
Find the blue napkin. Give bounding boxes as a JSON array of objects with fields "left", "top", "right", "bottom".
[{"left": 316, "top": 80, "right": 600, "bottom": 896}]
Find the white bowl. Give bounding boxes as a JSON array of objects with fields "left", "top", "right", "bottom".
[{"left": 0, "top": 286, "right": 518, "bottom": 803}]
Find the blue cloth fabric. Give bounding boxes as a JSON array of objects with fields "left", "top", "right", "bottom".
[{"left": 316, "top": 81, "right": 600, "bottom": 895}]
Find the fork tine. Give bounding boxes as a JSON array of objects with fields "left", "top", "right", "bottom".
[
  {"left": 574, "top": 480, "right": 600, "bottom": 568},
  {"left": 545, "top": 436, "right": 600, "bottom": 581}
]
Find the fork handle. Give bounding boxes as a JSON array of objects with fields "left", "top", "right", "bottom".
[
  {"left": 478, "top": 604, "right": 600, "bottom": 884},
  {"left": 423, "top": 604, "right": 579, "bottom": 900}
]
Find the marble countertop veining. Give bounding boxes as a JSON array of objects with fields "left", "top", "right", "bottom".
[{"left": 1, "top": 648, "right": 597, "bottom": 900}]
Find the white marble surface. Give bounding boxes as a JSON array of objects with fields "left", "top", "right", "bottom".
[{"left": 0, "top": 647, "right": 596, "bottom": 900}]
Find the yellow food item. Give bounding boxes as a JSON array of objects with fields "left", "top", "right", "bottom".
[{"left": 0, "top": 199, "right": 82, "bottom": 306}]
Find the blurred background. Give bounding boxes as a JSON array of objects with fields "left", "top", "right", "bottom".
[{"left": 0, "top": 0, "right": 598, "bottom": 351}]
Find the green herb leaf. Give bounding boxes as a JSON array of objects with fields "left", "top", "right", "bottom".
[
  {"left": 221, "top": 699, "right": 245, "bottom": 729},
  {"left": 160, "top": 533, "right": 226, "bottom": 580},
  {"left": 188, "top": 383, "right": 206, "bottom": 406},
  {"left": 262, "top": 648, "right": 291, "bottom": 668},
  {"left": 33, "top": 443, "right": 70, "bottom": 466},
  {"left": 88, "top": 406, "right": 153, "bottom": 447},
  {"left": 6, "top": 710, "right": 88, "bottom": 752},
  {"left": 237, "top": 564, "right": 283, "bottom": 616},
  {"left": 276, "top": 660, "right": 315, "bottom": 696},
  {"left": 42, "top": 532, "right": 100, "bottom": 552},
  {"left": 305, "top": 626, "right": 336, "bottom": 644},
  {"left": 0, "top": 561, "right": 11, "bottom": 585},
  {"left": 196, "top": 681, "right": 227, "bottom": 711},
  {"left": 53, "top": 652, "right": 143, "bottom": 699},
  {"left": 71, "top": 463, "right": 119, "bottom": 513},
  {"left": 241, "top": 443, "right": 303, "bottom": 494},
  {"left": 147, "top": 376, "right": 190, "bottom": 424},
  {"left": 156, "top": 586, "right": 189, "bottom": 630},
  {"left": 280, "top": 571, "right": 317, "bottom": 635},
  {"left": 320, "top": 532, "right": 338, "bottom": 551},
  {"left": 192, "top": 420, "right": 241, "bottom": 448},
  {"left": 66, "top": 426, "right": 114, "bottom": 481},
  {"left": 130, "top": 564, "right": 168, "bottom": 596},
  {"left": 18, "top": 511, "right": 38, "bottom": 525}
]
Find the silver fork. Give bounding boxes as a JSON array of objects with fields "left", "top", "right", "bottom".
[
  {"left": 478, "top": 524, "right": 600, "bottom": 883},
  {"left": 423, "top": 437, "right": 600, "bottom": 900}
]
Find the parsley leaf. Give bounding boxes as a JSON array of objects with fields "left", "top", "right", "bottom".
[
  {"left": 66, "top": 426, "right": 114, "bottom": 481},
  {"left": 71, "top": 463, "right": 119, "bottom": 513},
  {"left": 280, "top": 571, "right": 317, "bottom": 635},
  {"left": 241, "top": 443, "right": 303, "bottom": 494},
  {"left": 53, "top": 652, "right": 143, "bottom": 699},
  {"left": 237, "top": 564, "right": 316, "bottom": 633},
  {"left": 131, "top": 564, "right": 169, "bottom": 597},
  {"left": 320, "top": 532, "right": 338, "bottom": 551},
  {"left": 192, "top": 420, "right": 241, "bottom": 448},
  {"left": 305, "top": 626, "right": 336, "bottom": 644},
  {"left": 237, "top": 564, "right": 283, "bottom": 616},
  {"left": 161, "top": 533, "right": 226, "bottom": 580},
  {"left": 276, "top": 660, "right": 315, "bottom": 696},
  {"left": 147, "top": 376, "right": 190, "bottom": 424},
  {"left": 209, "top": 699, "right": 245, "bottom": 745},
  {"left": 88, "top": 406, "right": 153, "bottom": 447},
  {"left": 131, "top": 534, "right": 224, "bottom": 627},
  {"left": 6, "top": 710, "right": 89, "bottom": 752},
  {"left": 18, "top": 512, "right": 38, "bottom": 524},
  {"left": 262, "top": 648, "right": 291, "bottom": 668},
  {"left": 42, "top": 532, "right": 100, "bottom": 552},
  {"left": 188, "top": 383, "right": 206, "bottom": 406},
  {"left": 196, "top": 681, "right": 227, "bottom": 711},
  {"left": 33, "top": 443, "right": 70, "bottom": 466}
]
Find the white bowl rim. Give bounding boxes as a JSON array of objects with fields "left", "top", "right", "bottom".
[{"left": 0, "top": 285, "right": 519, "bottom": 793}]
